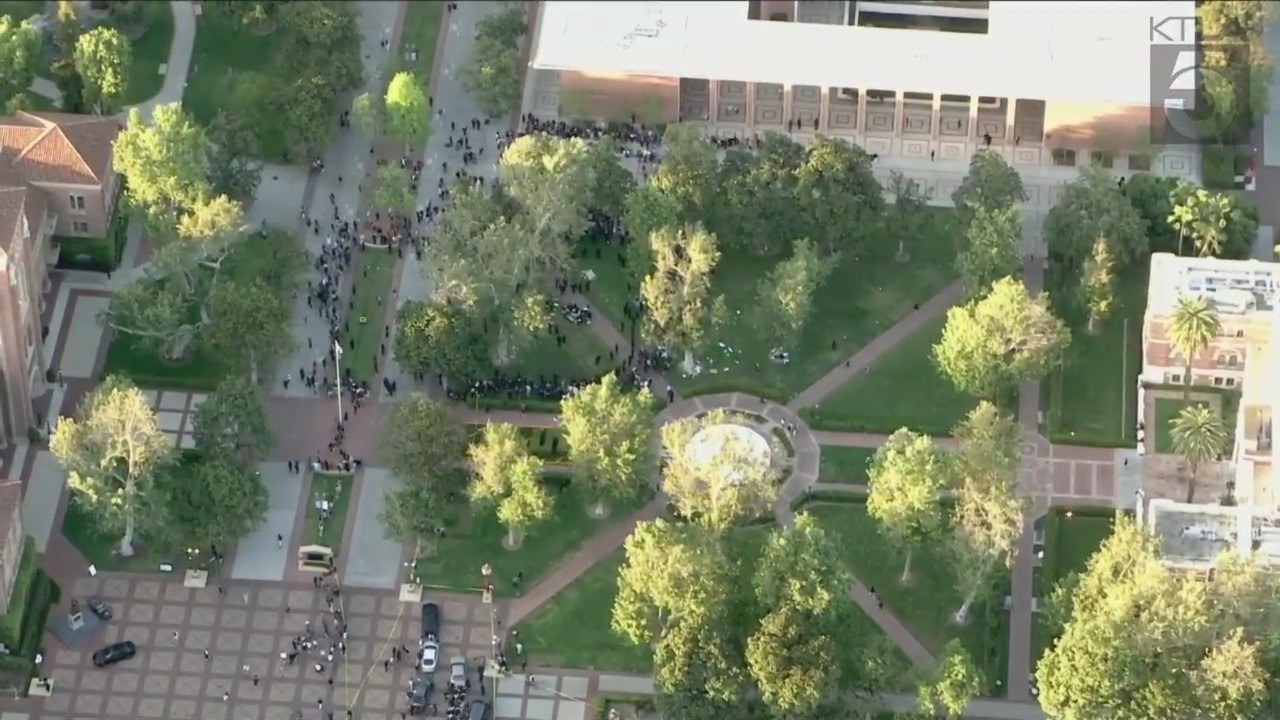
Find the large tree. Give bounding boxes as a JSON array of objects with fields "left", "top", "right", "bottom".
[
  {"left": 584, "top": 137, "right": 635, "bottom": 220},
  {"left": 112, "top": 103, "right": 211, "bottom": 225},
  {"left": 867, "top": 429, "right": 950, "bottom": 583},
  {"left": 1169, "top": 186, "right": 1234, "bottom": 258},
  {"left": 381, "top": 394, "right": 468, "bottom": 492},
  {"left": 50, "top": 376, "right": 174, "bottom": 556},
  {"left": 948, "top": 402, "right": 1023, "bottom": 623},
  {"left": 460, "top": 34, "right": 523, "bottom": 118},
  {"left": 203, "top": 277, "right": 295, "bottom": 380},
  {"left": 351, "top": 91, "right": 381, "bottom": 137},
  {"left": 753, "top": 238, "right": 830, "bottom": 350},
  {"left": 1038, "top": 516, "right": 1279, "bottom": 720},
  {"left": 154, "top": 457, "right": 267, "bottom": 552},
  {"left": 918, "top": 639, "right": 983, "bottom": 719},
  {"left": 796, "top": 135, "right": 884, "bottom": 256},
  {"left": 1167, "top": 294, "right": 1222, "bottom": 401},
  {"left": 206, "top": 110, "right": 263, "bottom": 201},
  {"left": 467, "top": 423, "right": 553, "bottom": 547},
  {"left": 641, "top": 224, "right": 723, "bottom": 373},
  {"left": 0, "top": 16, "right": 41, "bottom": 112},
  {"left": 934, "top": 276, "right": 1071, "bottom": 399},
  {"left": 1044, "top": 167, "right": 1148, "bottom": 271},
  {"left": 429, "top": 136, "right": 593, "bottom": 363},
  {"left": 659, "top": 409, "right": 779, "bottom": 531},
  {"left": 74, "top": 25, "right": 131, "bottom": 114},
  {"left": 885, "top": 169, "right": 931, "bottom": 261},
  {"left": 560, "top": 374, "right": 656, "bottom": 517},
  {"left": 385, "top": 70, "right": 430, "bottom": 151},
  {"left": 1123, "top": 173, "right": 1186, "bottom": 253},
  {"left": 393, "top": 300, "right": 489, "bottom": 388},
  {"left": 190, "top": 376, "right": 274, "bottom": 466},
  {"left": 622, "top": 183, "right": 681, "bottom": 280},
  {"left": 380, "top": 476, "right": 458, "bottom": 551},
  {"left": 951, "top": 150, "right": 1027, "bottom": 223},
  {"left": 718, "top": 133, "right": 805, "bottom": 255},
  {"left": 1080, "top": 235, "right": 1117, "bottom": 333},
  {"left": 373, "top": 164, "right": 416, "bottom": 214},
  {"left": 1170, "top": 404, "right": 1229, "bottom": 503},
  {"left": 652, "top": 124, "right": 722, "bottom": 227},
  {"left": 956, "top": 204, "right": 1022, "bottom": 298}
]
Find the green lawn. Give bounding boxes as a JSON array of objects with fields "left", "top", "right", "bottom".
[
  {"left": 817, "top": 446, "right": 877, "bottom": 484},
  {"left": 580, "top": 209, "right": 959, "bottom": 403},
  {"left": 62, "top": 494, "right": 193, "bottom": 574},
  {"left": 1153, "top": 397, "right": 1214, "bottom": 454},
  {"left": 414, "top": 478, "right": 650, "bottom": 596},
  {"left": 183, "top": 11, "right": 291, "bottom": 159},
  {"left": 1031, "top": 508, "right": 1117, "bottom": 667},
  {"left": 806, "top": 501, "right": 1010, "bottom": 696},
  {"left": 801, "top": 317, "right": 976, "bottom": 435},
  {"left": 516, "top": 552, "right": 654, "bottom": 673},
  {"left": 303, "top": 473, "right": 354, "bottom": 551},
  {"left": 122, "top": 2, "right": 176, "bottom": 105},
  {"left": 1045, "top": 264, "right": 1147, "bottom": 447},
  {"left": 101, "top": 229, "right": 301, "bottom": 389},
  {"left": 341, "top": 248, "right": 397, "bottom": 382},
  {"left": 400, "top": 0, "right": 444, "bottom": 79}
]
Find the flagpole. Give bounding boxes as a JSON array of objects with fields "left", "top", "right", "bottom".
[{"left": 334, "top": 339, "right": 344, "bottom": 425}]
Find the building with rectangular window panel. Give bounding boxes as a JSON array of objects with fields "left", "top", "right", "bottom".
[
  {"left": 526, "top": 0, "right": 1199, "bottom": 175},
  {"left": 1141, "top": 253, "right": 1280, "bottom": 513},
  {"left": 0, "top": 110, "right": 122, "bottom": 446}
]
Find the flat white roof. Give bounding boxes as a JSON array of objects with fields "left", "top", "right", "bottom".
[
  {"left": 532, "top": 1, "right": 1194, "bottom": 106},
  {"left": 1147, "top": 252, "right": 1280, "bottom": 317}
]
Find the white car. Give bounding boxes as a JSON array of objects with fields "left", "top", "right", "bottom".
[
  {"left": 450, "top": 656, "right": 467, "bottom": 687},
  {"left": 419, "top": 639, "right": 440, "bottom": 672}
]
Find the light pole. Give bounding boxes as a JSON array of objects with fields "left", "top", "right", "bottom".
[
  {"left": 481, "top": 562, "right": 498, "bottom": 698},
  {"left": 333, "top": 339, "right": 344, "bottom": 425}
]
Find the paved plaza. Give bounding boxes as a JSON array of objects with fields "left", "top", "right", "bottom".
[
  {"left": 342, "top": 470, "right": 406, "bottom": 590},
  {"left": 141, "top": 390, "right": 207, "bottom": 450},
  {"left": 229, "top": 463, "right": 304, "bottom": 583},
  {"left": 37, "top": 577, "right": 498, "bottom": 720}
]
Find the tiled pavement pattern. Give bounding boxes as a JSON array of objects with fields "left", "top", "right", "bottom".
[
  {"left": 140, "top": 390, "right": 206, "bottom": 450},
  {"left": 37, "top": 577, "right": 498, "bottom": 720}
]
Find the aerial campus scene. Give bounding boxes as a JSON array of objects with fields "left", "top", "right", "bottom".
[{"left": 0, "top": 0, "right": 1277, "bottom": 719}]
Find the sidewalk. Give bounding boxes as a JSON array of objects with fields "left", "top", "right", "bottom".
[{"left": 786, "top": 281, "right": 963, "bottom": 411}]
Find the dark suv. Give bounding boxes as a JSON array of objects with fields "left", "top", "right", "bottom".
[{"left": 92, "top": 641, "right": 137, "bottom": 668}]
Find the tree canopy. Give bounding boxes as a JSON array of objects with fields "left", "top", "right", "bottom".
[
  {"left": 460, "top": 6, "right": 526, "bottom": 118},
  {"left": 658, "top": 410, "right": 779, "bottom": 531},
  {"left": 50, "top": 376, "right": 174, "bottom": 556},
  {"left": 1044, "top": 168, "right": 1148, "bottom": 272},
  {"left": 74, "top": 25, "right": 131, "bottom": 114},
  {"left": 560, "top": 374, "right": 656, "bottom": 515},
  {"left": 867, "top": 428, "right": 950, "bottom": 583},
  {"left": 0, "top": 16, "right": 41, "bottom": 112},
  {"left": 467, "top": 423, "right": 553, "bottom": 547},
  {"left": 934, "top": 276, "right": 1071, "bottom": 398},
  {"left": 191, "top": 376, "right": 274, "bottom": 466},
  {"left": 957, "top": 204, "right": 1022, "bottom": 298},
  {"left": 385, "top": 71, "right": 430, "bottom": 150},
  {"left": 1038, "top": 515, "right": 1280, "bottom": 720},
  {"left": 393, "top": 300, "right": 489, "bottom": 387},
  {"left": 641, "top": 224, "right": 724, "bottom": 371},
  {"left": 951, "top": 150, "right": 1027, "bottom": 223}
]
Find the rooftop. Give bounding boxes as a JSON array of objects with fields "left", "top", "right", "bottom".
[
  {"left": 1147, "top": 252, "right": 1280, "bottom": 317},
  {"left": 1147, "top": 499, "right": 1280, "bottom": 570},
  {"left": 531, "top": 1, "right": 1194, "bottom": 106}
]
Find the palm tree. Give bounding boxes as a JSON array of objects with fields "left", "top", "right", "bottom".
[
  {"left": 1170, "top": 404, "right": 1228, "bottom": 503},
  {"left": 1167, "top": 187, "right": 1231, "bottom": 258},
  {"left": 1167, "top": 295, "right": 1222, "bottom": 401}
]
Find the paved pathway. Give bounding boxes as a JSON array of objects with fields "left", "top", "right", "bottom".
[
  {"left": 786, "top": 280, "right": 964, "bottom": 411},
  {"left": 229, "top": 462, "right": 304, "bottom": 582},
  {"left": 341, "top": 468, "right": 405, "bottom": 590},
  {"left": 29, "top": 1, "right": 196, "bottom": 118}
]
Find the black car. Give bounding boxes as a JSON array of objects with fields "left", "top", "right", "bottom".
[
  {"left": 407, "top": 675, "right": 432, "bottom": 715},
  {"left": 421, "top": 602, "right": 440, "bottom": 640},
  {"left": 92, "top": 641, "right": 136, "bottom": 668},
  {"left": 468, "top": 700, "right": 491, "bottom": 720},
  {"left": 87, "top": 597, "right": 112, "bottom": 621}
]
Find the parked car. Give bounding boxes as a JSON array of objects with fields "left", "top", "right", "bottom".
[
  {"left": 418, "top": 640, "right": 440, "bottom": 673},
  {"left": 407, "top": 675, "right": 432, "bottom": 715},
  {"left": 449, "top": 656, "right": 467, "bottom": 687},
  {"left": 421, "top": 603, "right": 440, "bottom": 640},
  {"left": 91, "top": 641, "right": 136, "bottom": 668},
  {"left": 468, "top": 700, "right": 491, "bottom": 720},
  {"left": 87, "top": 597, "right": 112, "bottom": 621}
]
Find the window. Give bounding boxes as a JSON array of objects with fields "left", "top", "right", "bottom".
[
  {"left": 1237, "top": 329, "right": 1245, "bottom": 338},
  {"left": 1169, "top": 373, "right": 1183, "bottom": 384},
  {"left": 68, "top": 194, "right": 85, "bottom": 212},
  {"left": 1129, "top": 154, "right": 1152, "bottom": 171},
  {"left": 1216, "top": 353, "right": 1240, "bottom": 368},
  {"left": 71, "top": 221, "right": 90, "bottom": 235},
  {"left": 1090, "top": 151, "right": 1114, "bottom": 169},
  {"left": 1213, "top": 376, "right": 1224, "bottom": 387},
  {"left": 1226, "top": 377, "right": 1237, "bottom": 387},
  {"left": 1052, "top": 148, "right": 1077, "bottom": 167}
]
